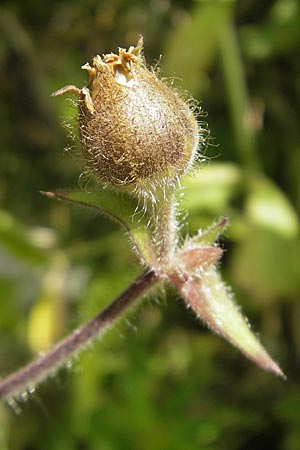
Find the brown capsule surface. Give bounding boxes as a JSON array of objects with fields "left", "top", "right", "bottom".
[{"left": 54, "top": 39, "right": 200, "bottom": 196}]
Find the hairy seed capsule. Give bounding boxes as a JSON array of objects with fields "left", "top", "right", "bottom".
[{"left": 53, "top": 38, "right": 200, "bottom": 197}]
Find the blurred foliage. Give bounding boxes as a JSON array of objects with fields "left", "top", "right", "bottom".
[{"left": 0, "top": 0, "right": 299, "bottom": 449}]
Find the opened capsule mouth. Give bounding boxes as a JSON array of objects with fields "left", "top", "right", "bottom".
[{"left": 82, "top": 39, "right": 143, "bottom": 87}]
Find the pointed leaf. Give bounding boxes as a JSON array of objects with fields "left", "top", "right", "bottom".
[
  {"left": 41, "top": 190, "right": 154, "bottom": 266},
  {"left": 169, "top": 266, "right": 285, "bottom": 378},
  {"left": 189, "top": 216, "right": 229, "bottom": 246}
]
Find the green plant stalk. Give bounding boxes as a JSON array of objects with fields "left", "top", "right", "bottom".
[
  {"left": 0, "top": 270, "right": 159, "bottom": 403},
  {"left": 218, "top": 19, "right": 260, "bottom": 172}
]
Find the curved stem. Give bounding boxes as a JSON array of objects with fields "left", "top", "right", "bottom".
[{"left": 0, "top": 270, "right": 159, "bottom": 402}]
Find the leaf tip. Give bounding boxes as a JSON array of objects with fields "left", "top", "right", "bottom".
[
  {"left": 40, "top": 191, "right": 56, "bottom": 198},
  {"left": 264, "top": 358, "right": 286, "bottom": 380},
  {"left": 218, "top": 215, "right": 229, "bottom": 228}
]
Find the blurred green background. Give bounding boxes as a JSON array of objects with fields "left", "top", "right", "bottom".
[{"left": 0, "top": 0, "right": 299, "bottom": 449}]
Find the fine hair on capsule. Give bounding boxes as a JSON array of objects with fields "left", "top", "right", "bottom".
[{"left": 53, "top": 37, "right": 208, "bottom": 212}]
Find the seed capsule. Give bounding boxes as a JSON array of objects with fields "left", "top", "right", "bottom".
[{"left": 53, "top": 38, "right": 200, "bottom": 197}]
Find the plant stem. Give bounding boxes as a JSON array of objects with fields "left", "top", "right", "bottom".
[
  {"left": 152, "top": 188, "right": 178, "bottom": 265},
  {"left": 0, "top": 270, "right": 159, "bottom": 402},
  {"left": 218, "top": 19, "right": 260, "bottom": 172}
]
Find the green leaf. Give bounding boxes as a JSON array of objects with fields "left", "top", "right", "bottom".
[
  {"left": 230, "top": 175, "right": 300, "bottom": 301},
  {"left": 0, "top": 210, "right": 48, "bottom": 265},
  {"left": 230, "top": 227, "right": 300, "bottom": 302},
  {"left": 163, "top": 1, "right": 233, "bottom": 95},
  {"left": 169, "top": 266, "right": 285, "bottom": 378},
  {"left": 41, "top": 189, "right": 154, "bottom": 266},
  {"left": 180, "top": 163, "right": 242, "bottom": 214},
  {"left": 246, "top": 176, "right": 299, "bottom": 238}
]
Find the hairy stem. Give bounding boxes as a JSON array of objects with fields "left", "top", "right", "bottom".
[
  {"left": 0, "top": 270, "right": 159, "bottom": 402},
  {"left": 152, "top": 188, "right": 178, "bottom": 265}
]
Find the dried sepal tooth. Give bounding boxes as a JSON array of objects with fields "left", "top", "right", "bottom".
[
  {"left": 52, "top": 85, "right": 81, "bottom": 97},
  {"left": 81, "top": 87, "right": 95, "bottom": 114},
  {"left": 81, "top": 63, "right": 96, "bottom": 78}
]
